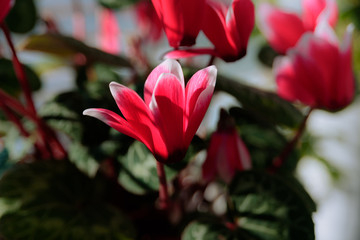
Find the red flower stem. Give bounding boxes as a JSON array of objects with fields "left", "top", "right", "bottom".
[
  {"left": 1, "top": 23, "right": 37, "bottom": 115},
  {"left": 0, "top": 24, "right": 67, "bottom": 160},
  {"left": 271, "top": 108, "right": 313, "bottom": 172},
  {"left": 156, "top": 161, "right": 169, "bottom": 210},
  {"left": 207, "top": 55, "right": 216, "bottom": 66},
  {"left": 0, "top": 101, "right": 51, "bottom": 159}
]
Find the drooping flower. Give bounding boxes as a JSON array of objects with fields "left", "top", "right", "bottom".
[
  {"left": 165, "top": 0, "right": 254, "bottom": 62},
  {"left": 135, "top": 0, "right": 163, "bottom": 42},
  {"left": 275, "top": 22, "right": 355, "bottom": 111},
  {"left": 201, "top": 0, "right": 254, "bottom": 62},
  {"left": 258, "top": 0, "right": 338, "bottom": 54},
  {"left": 202, "top": 109, "right": 251, "bottom": 183},
  {"left": 0, "top": 0, "right": 12, "bottom": 23},
  {"left": 99, "top": 8, "right": 121, "bottom": 54},
  {"left": 83, "top": 59, "right": 217, "bottom": 163},
  {"left": 151, "top": 0, "right": 206, "bottom": 48}
]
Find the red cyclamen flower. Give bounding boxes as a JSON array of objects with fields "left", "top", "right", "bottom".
[
  {"left": 201, "top": 0, "right": 254, "bottom": 62},
  {"left": 165, "top": 0, "right": 254, "bottom": 62},
  {"left": 0, "top": 0, "right": 12, "bottom": 23},
  {"left": 202, "top": 109, "right": 251, "bottom": 183},
  {"left": 275, "top": 22, "right": 355, "bottom": 111},
  {"left": 258, "top": 0, "right": 338, "bottom": 54},
  {"left": 135, "top": 0, "right": 163, "bottom": 42},
  {"left": 83, "top": 59, "right": 217, "bottom": 163},
  {"left": 151, "top": 0, "right": 205, "bottom": 48}
]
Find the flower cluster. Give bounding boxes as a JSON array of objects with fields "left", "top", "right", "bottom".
[
  {"left": 153, "top": 0, "right": 255, "bottom": 62},
  {"left": 259, "top": 0, "right": 355, "bottom": 111}
]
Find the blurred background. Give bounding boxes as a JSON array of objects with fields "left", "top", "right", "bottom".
[{"left": 1, "top": 0, "right": 359, "bottom": 239}]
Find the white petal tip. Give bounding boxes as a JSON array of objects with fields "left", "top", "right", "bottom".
[{"left": 83, "top": 109, "right": 93, "bottom": 116}]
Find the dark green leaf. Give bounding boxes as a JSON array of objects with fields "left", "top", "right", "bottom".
[
  {"left": 5, "top": 0, "right": 37, "bottom": 33},
  {"left": 68, "top": 142, "right": 100, "bottom": 177},
  {"left": 117, "top": 141, "right": 178, "bottom": 195},
  {"left": 229, "top": 171, "right": 316, "bottom": 240},
  {"left": 230, "top": 107, "right": 300, "bottom": 171},
  {"left": 215, "top": 74, "right": 303, "bottom": 128},
  {"left": 0, "top": 120, "right": 36, "bottom": 162},
  {"left": 257, "top": 44, "right": 280, "bottom": 68},
  {"left": 0, "top": 161, "right": 135, "bottom": 240},
  {"left": 22, "top": 34, "right": 133, "bottom": 68},
  {"left": 39, "top": 101, "right": 83, "bottom": 141},
  {"left": 0, "top": 58, "right": 41, "bottom": 96},
  {"left": 182, "top": 221, "right": 231, "bottom": 240}
]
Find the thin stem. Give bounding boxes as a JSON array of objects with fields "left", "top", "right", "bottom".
[
  {"left": 0, "top": 25, "right": 67, "bottom": 160},
  {"left": 270, "top": 108, "right": 313, "bottom": 172},
  {"left": 0, "top": 102, "right": 51, "bottom": 159},
  {"left": 1, "top": 23, "right": 37, "bottom": 115},
  {"left": 156, "top": 161, "right": 169, "bottom": 210}
]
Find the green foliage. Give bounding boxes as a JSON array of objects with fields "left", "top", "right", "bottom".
[
  {"left": 98, "top": 0, "right": 141, "bottom": 9},
  {"left": 117, "top": 141, "right": 178, "bottom": 195},
  {"left": 22, "top": 34, "right": 133, "bottom": 68},
  {"left": 257, "top": 44, "right": 280, "bottom": 68},
  {"left": 216, "top": 74, "right": 303, "bottom": 128},
  {"left": 182, "top": 220, "right": 232, "bottom": 240},
  {"left": 5, "top": 0, "right": 37, "bottom": 33},
  {"left": 230, "top": 107, "right": 300, "bottom": 171},
  {"left": 0, "top": 58, "right": 41, "bottom": 96},
  {"left": 0, "top": 161, "right": 135, "bottom": 240},
  {"left": 0, "top": 120, "right": 36, "bottom": 162},
  {"left": 228, "top": 171, "right": 316, "bottom": 240}
]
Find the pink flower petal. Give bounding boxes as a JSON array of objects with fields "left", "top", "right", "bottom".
[
  {"left": 228, "top": 0, "right": 254, "bottom": 55},
  {"left": 150, "top": 73, "right": 185, "bottom": 158},
  {"left": 184, "top": 66, "right": 217, "bottom": 146},
  {"left": 109, "top": 82, "right": 166, "bottom": 155},
  {"left": 99, "top": 8, "right": 120, "bottom": 54},
  {"left": 151, "top": 0, "right": 204, "bottom": 47},
  {"left": 314, "top": 19, "right": 338, "bottom": 45},
  {"left": 334, "top": 24, "right": 355, "bottom": 110},
  {"left": 258, "top": 3, "right": 305, "bottom": 54},
  {"left": 202, "top": 0, "right": 236, "bottom": 57},
  {"left": 274, "top": 56, "right": 317, "bottom": 106},
  {"left": 302, "top": 0, "right": 338, "bottom": 31},
  {"left": 144, "top": 59, "right": 184, "bottom": 106}
]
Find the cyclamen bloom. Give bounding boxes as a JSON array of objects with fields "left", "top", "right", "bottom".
[
  {"left": 275, "top": 22, "right": 355, "bottom": 111},
  {"left": 165, "top": 0, "right": 254, "bottom": 62},
  {"left": 135, "top": 0, "right": 163, "bottom": 42},
  {"left": 0, "top": 0, "right": 12, "bottom": 23},
  {"left": 151, "top": 0, "right": 205, "bottom": 48},
  {"left": 201, "top": 0, "right": 254, "bottom": 62},
  {"left": 83, "top": 60, "right": 217, "bottom": 163},
  {"left": 258, "top": 0, "right": 338, "bottom": 54},
  {"left": 202, "top": 110, "right": 251, "bottom": 183}
]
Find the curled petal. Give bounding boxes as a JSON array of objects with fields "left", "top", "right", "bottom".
[
  {"left": 144, "top": 59, "right": 184, "bottom": 106},
  {"left": 185, "top": 66, "right": 217, "bottom": 146},
  {"left": 202, "top": 0, "right": 236, "bottom": 58},
  {"left": 109, "top": 82, "right": 166, "bottom": 155}
]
